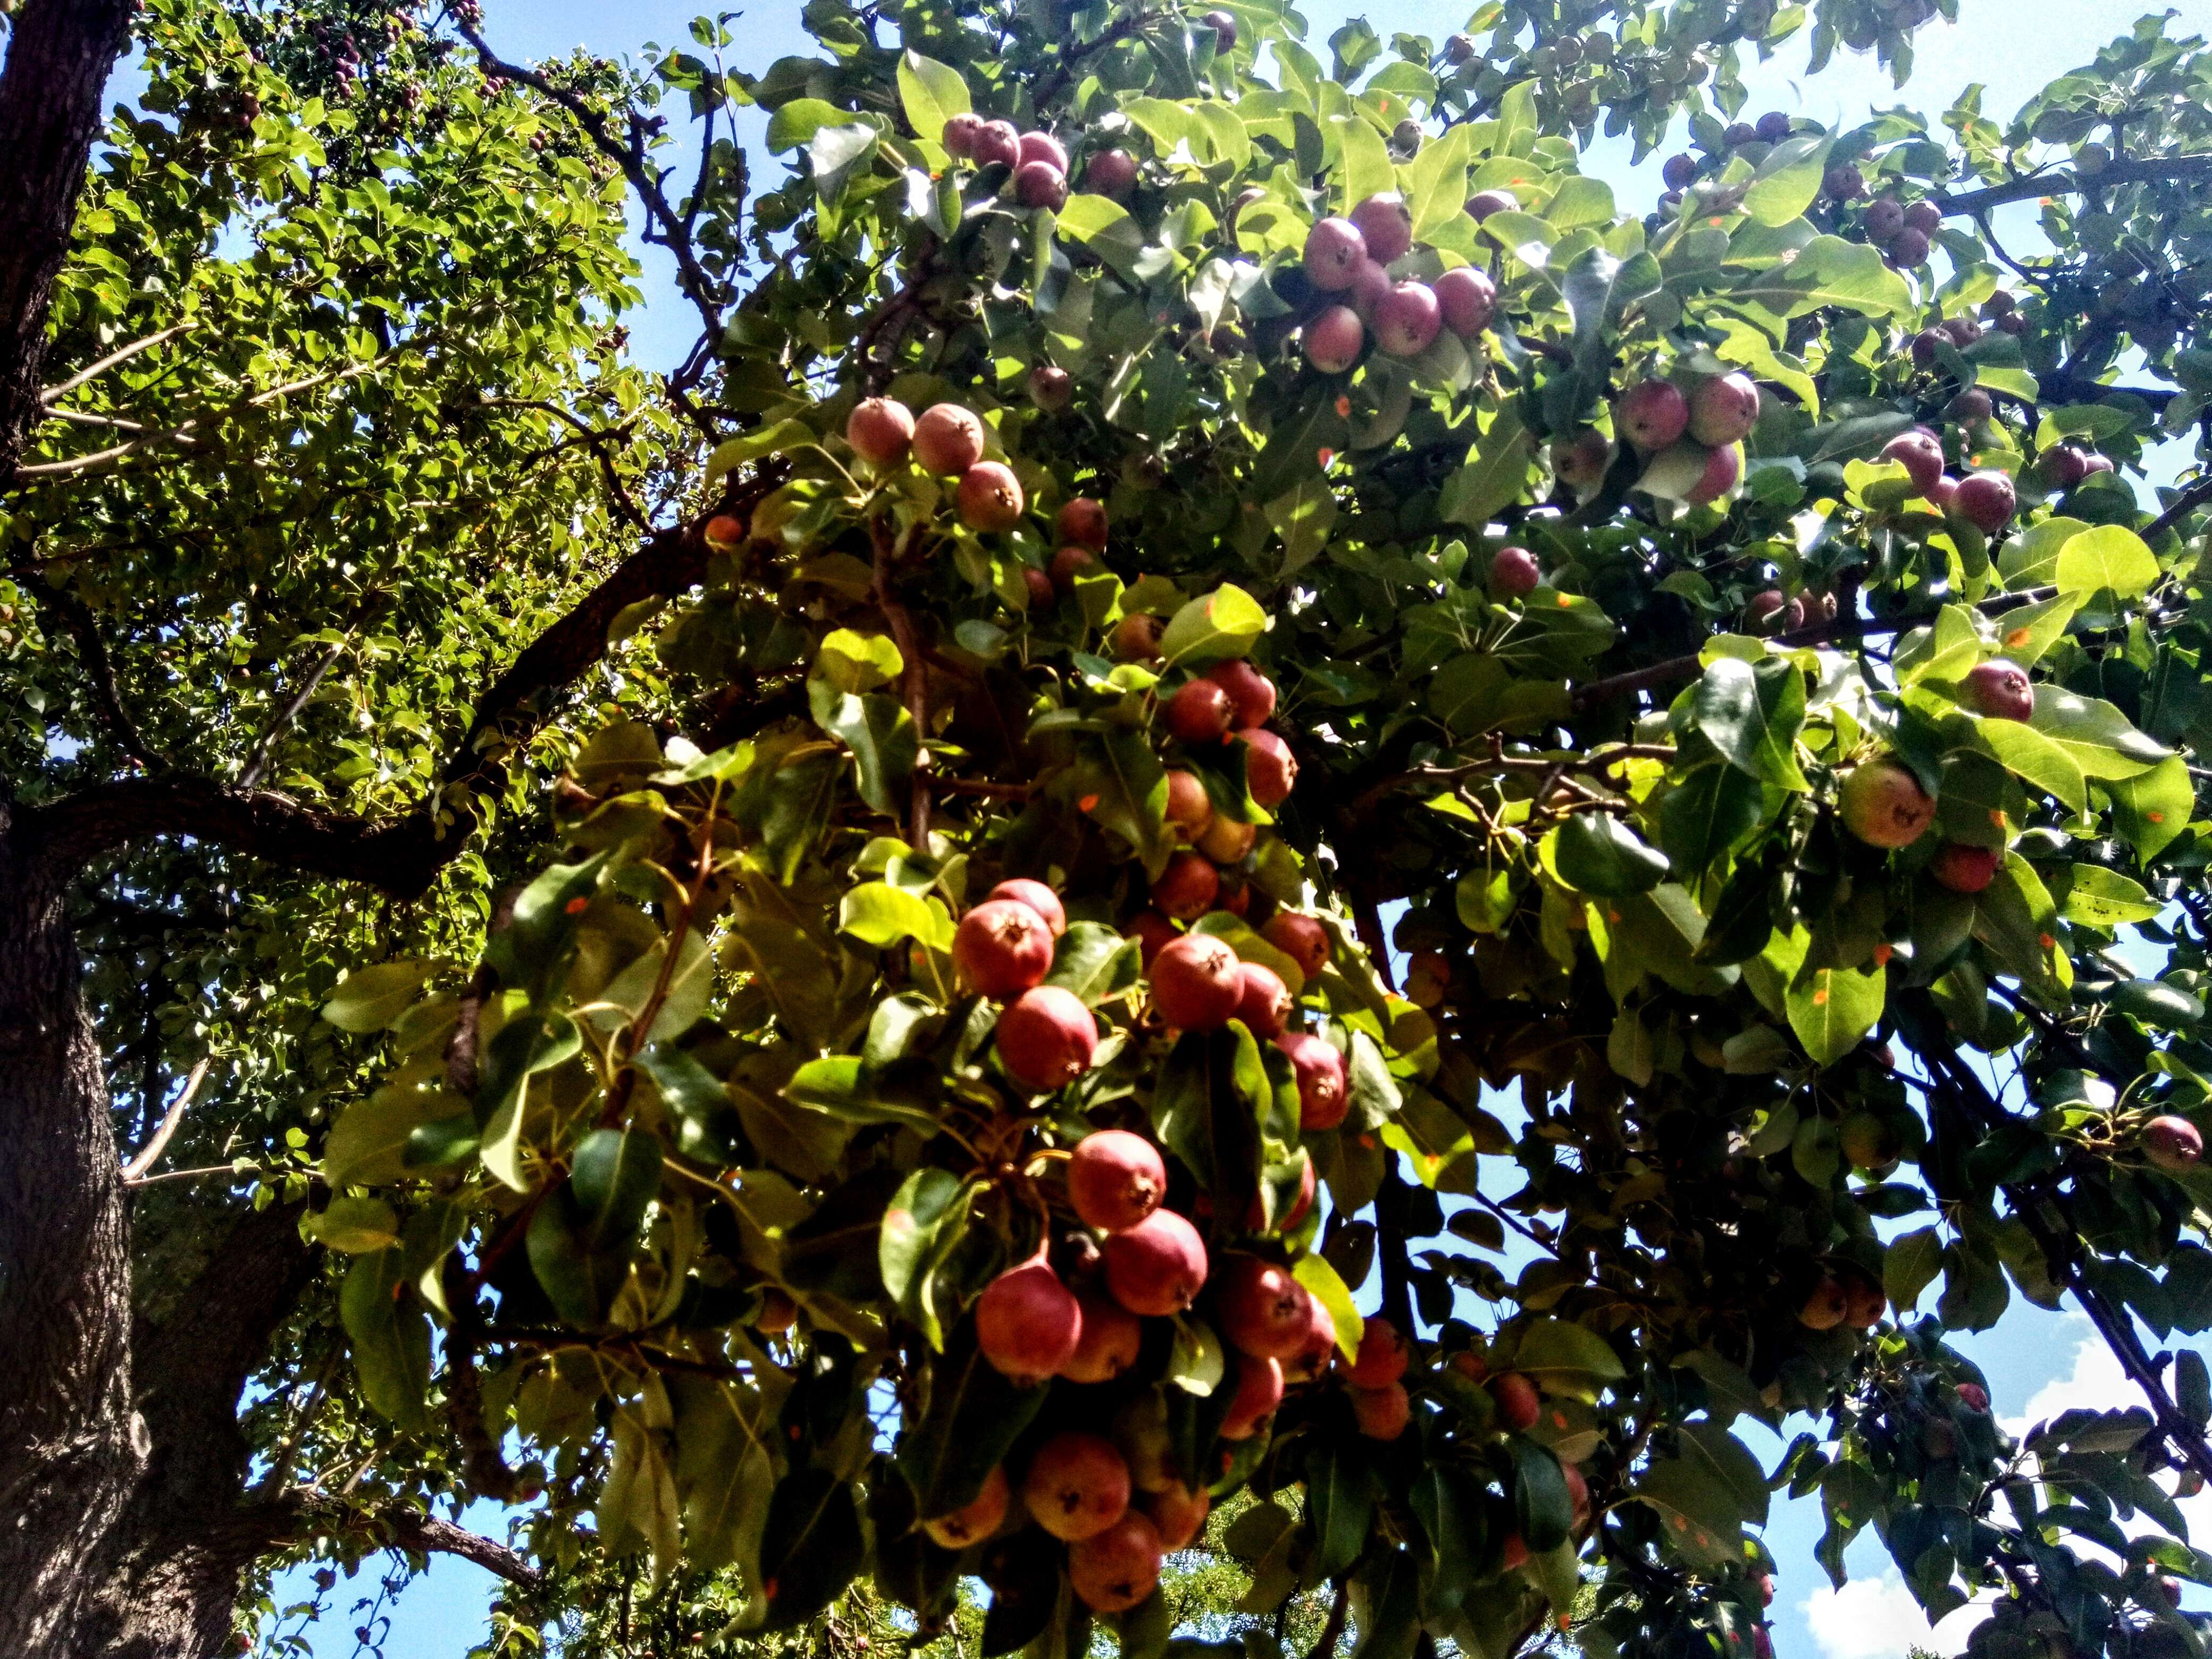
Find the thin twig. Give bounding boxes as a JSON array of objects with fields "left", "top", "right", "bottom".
[
  {"left": 38, "top": 320, "right": 198, "bottom": 404},
  {"left": 13, "top": 567, "right": 166, "bottom": 770},
  {"left": 120, "top": 1055, "right": 212, "bottom": 1180},
  {"left": 2143, "top": 476, "right": 2212, "bottom": 543}
]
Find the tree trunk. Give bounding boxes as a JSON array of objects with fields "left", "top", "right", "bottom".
[
  {"left": 1, "top": 793, "right": 316, "bottom": 1657},
  {"left": 0, "top": 797, "right": 145, "bottom": 1653},
  {"left": 0, "top": 0, "right": 137, "bottom": 478}
]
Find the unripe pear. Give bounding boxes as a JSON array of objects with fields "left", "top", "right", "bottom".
[
  {"left": 1498, "top": 1532, "right": 1530, "bottom": 1571},
  {"left": 941, "top": 112, "right": 984, "bottom": 159},
  {"left": 1444, "top": 32, "right": 1476, "bottom": 62},
  {"left": 1017, "top": 130, "right": 1068, "bottom": 174},
  {"left": 1662, "top": 153, "right": 1698, "bottom": 191},
  {"left": 1237, "top": 728, "right": 1298, "bottom": 808},
  {"left": 1028, "top": 365, "right": 1073, "bottom": 410},
  {"left": 922, "top": 1464, "right": 1009, "bottom": 1548},
  {"left": 1839, "top": 1112, "right": 1895, "bottom": 1170},
  {"left": 976, "top": 1258, "right": 1084, "bottom": 1384},
  {"left": 1102, "top": 1208, "right": 1209, "bottom": 1315},
  {"left": 1616, "top": 380, "right": 1690, "bottom": 452},
  {"left": 1164, "top": 769, "right": 1214, "bottom": 841},
  {"left": 1839, "top": 759, "right": 1936, "bottom": 850},
  {"left": 1490, "top": 546, "right": 1542, "bottom": 598},
  {"left": 1151, "top": 933, "right": 1244, "bottom": 1030},
  {"left": 1961, "top": 659, "right": 2033, "bottom": 721},
  {"left": 1464, "top": 189, "right": 1518, "bottom": 221},
  {"left": 1303, "top": 304, "right": 1364, "bottom": 373},
  {"left": 2040, "top": 445, "right": 2090, "bottom": 489},
  {"left": 1025, "top": 1431, "right": 1131, "bottom": 1540},
  {"left": 1954, "top": 471, "right": 2015, "bottom": 534},
  {"left": 1246, "top": 1157, "right": 1317, "bottom": 1232},
  {"left": 1864, "top": 198, "right": 1905, "bottom": 240},
  {"left": 1947, "top": 389, "right": 1992, "bottom": 427},
  {"left": 954, "top": 898, "right": 1055, "bottom": 998},
  {"left": 1434, "top": 265, "right": 1497, "bottom": 337},
  {"left": 1345, "top": 1315, "right": 1410, "bottom": 1387},
  {"left": 1904, "top": 198, "right": 1941, "bottom": 236},
  {"left": 996, "top": 986, "right": 1098, "bottom": 1092},
  {"left": 703, "top": 514, "right": 745, "bottom": 547},
  {"left": 1216, "top": 1255, "right": 1314, "bottom": 1359},
  {"left": 1200, "top": 8, "right": 1236, "bottom": 50},
  {"left": 1068, "top": 1129, "right": 1168, "bottom": 1232},
  {"left": 958, "top": 460, "right": 1025, "bottom": 532},
  {"left": 1015, "top": 159, "right": 1068, "bottom": 210},
  {"left": 1060, "top": 1291, "right": 1145, "bottom": 1383},
  {"left": 1152, "top": 850, "right": 1221, "bottom": 921},
  {"left": 1125, "top": 910, "right": 1179, "bottom": 969},
  {"left": 1069, "top": 1511, "right": 1165, "bottom": 1612},
  {"left": 756, "top": 1288, "right": 799, "bottom": 1332},
  {"left": 1684, "top": 442, "right": 1741, "bottom": 505},
  {"left": 847, "top": 396, "right": 916, "bottom": 465},
  {"left": 1375, "top": 281, "right": 1442, "bottom": 357},
  {"left": 1218, "top": 1354, "right": 1285, "bottom": 1439},
  {"left": 2144, "top": 1115, "right": 2204, "bottom": 1171},
  {"left": 1260, "top": 911, "right": 1330, "bottom": 978},
  {"left": 1798, "top": 1277, "right": 1849, "bottom": 1330},
  {"left": 1335, "top": 258, "right": 1388, "bottom": 327},
  {"left": 1745, "top": 589, "right": 1799, "bottom": 633},
  {"left": 1302, "top": 217, "right": 1368, "bottom": 290},
  {"left": 1085, "top": 148, "right": 1138, "bottom": 199},
  {"left": 1406, "top": 950, "right": 1450, "bottom": 1008},
  {"left": 1886, "top": 227, "right": 1931, "bottom": 267},
  {"left": 1756, "top": 110, "right": 1791, "bottom": 142},
  {"left": 1489, "top": 1371, "right": 1541, "bottom": 1431},
  {"left": 1841, "top": 1277, "right": 1886, "bottom": 1329},
  {"left": 1353, "top": 1381, "right": 1411, "bottom": 1440},
  {"left": 1823, "top": 162, "right": 1865, "bottom": 200},
  {"left": 990, "top": 878, "right": 1066, "bottom": 937},
  {"left": 1688, "top": 372, "right": 1761, "bottom": 446},
  {"left": 1113, "top": 610, "right": 1163, "bottom": 662},
  {"left": 1233, "top": 961, "right": 1292, "bottom": 1038},
  {"left": 1349, "top": 192, "right": 1413, "bottom": 265},
  {"left": 1205, "top": 658, "right": 1277, "bottom": 726},
  {"left": 1146, "top": 1481, "right": 1210, "bottom": 1551},
  {"left": 1276, "top": 1031, "right": 1348, "bottom": 1129},
  {"left": 1166, "top": 678, "right": 1235, "bottom": 745},
  {"left": 913, "top": 403, "right": 986, "bottom": 474},
  {"left": 1057, "top": 496, "right": 1110, "bottom": 549},
  {"left": 1927, "top": 475, "right": 1959, "bottom": 514},
  {"left": 1550, "top": 430, "right": 1611, "bottom": 490},
  {"left": 1051, "top": 544, "right": 1100, "bottom": 593},
  {"left": 1881, "top": 428, "right": 1945, "bottom": 493},
  {"left": 1023, "top": 566, "right": 1056, "bottom": 608},
  {"left": 1285, "top": 1288, "right": 1337, "bottom": 1383},
  {"left": 972, "top": 119, "right": 1021, "bottom": 170}
]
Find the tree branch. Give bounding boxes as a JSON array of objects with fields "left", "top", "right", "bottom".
[
  {"left": 38, "top": 320, "right": 198, "bottom": 406},
  {"left": 2143, "top": 476, "right": 2212, "bottom": 544},
  {"left": 276, "top": 1495, "right": 544, "bottom": 1589},
  {"left": 1934, "top": 153, "right": 2212, "bottom": 217},
  {"left": 13, "top": 566, "right": 167, "bottom": 770},
  {"left": 455, "top": 22, "right": 724, "bottom": 342},
  {"left": 22, "top": 469, "right": 784, "bottom": 895}
]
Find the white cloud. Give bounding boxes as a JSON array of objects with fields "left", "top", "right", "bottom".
[
  {"left": 1801, "top": 1573, "right": 1992, "bottom": 1659},
  {"left": 2001, "top": 1325, "right": 2133, "bottom": 1439}
]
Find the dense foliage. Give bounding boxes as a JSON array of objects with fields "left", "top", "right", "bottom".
[{"left": 9, "top": 0, "right": 2212, "bottom": 1656}]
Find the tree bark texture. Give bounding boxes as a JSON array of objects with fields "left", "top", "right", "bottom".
[{"left": 0, "top": 0, "right": 139, "bottom": 480}]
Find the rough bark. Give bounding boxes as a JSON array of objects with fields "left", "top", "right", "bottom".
[
  {"left": 0, "top": 789, "right": 145, "bottom": 1655},
  {"left": 0, "top": 0, "right": 138, "bottom": 481}
]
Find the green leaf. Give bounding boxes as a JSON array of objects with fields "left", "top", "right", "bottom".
[
  {"left": 2107, "top": 757, "right": 2192, "bottom": 862},
  {"left": 1659, "top": 763, "right": 1764, "bottom": 874},
  {"left": 1744, "top": 133, "right": 1833, "bottom": 225},
  {"left": 1045, "top": 921, "right": 1141, "bottom": 1006},
  {"left": 757, "top": 1468, "right": 865, "bottom": 1628},
  {"left": 2026, "top": 689, "right": 2168, "bottom": 780},
  {"left": 1690, "top": 656, "right": 1809, "bottom": 790},
  {"left": 1159, "top": 584, "right": 1268, "bottom": 665},
  {"left": 1886, "top": 1226, "right": 1943, "bottom": 1313},
  {"left": 1729, "top": 233, "right": 1912, "bottom": 321},
  {"left": 879, "top": 1169, "right": 970, "bottom": 1348},
  {"left": 322, "top": 960, "right": 433, "bottom": 1033},
  {"left": 1978, "top": 715, "right": 2088, "bottom": 813},
  {"left": 304, "top": 1194, "right": 400, "bottom": 1253},
  {"left": 1547, "top": 813, "right": 1670, "bottom": 898},
  {"left": 896, "top": 50, "right": 968, "bottom": 143},
  {"left": 476, "top": 1011, "right": 584, "bottom": 1192},
  {"left": 764, "top": 98, "right": 851, "bottom": 152},
  {"left": 1055, "top": 194, "right": 1145, "bottom": 279},
  {"left": 1787, "top": 961, "right": 1885, "bottom": 1068},
  {"left": 1293, "top": 1253, "right": 1363, "bottom": 1363},
  {"left": 786, "top": 1055, "right": 942, "bottom": 1133},
  {"left": 1306, "top": 1435, "right": 1375, "bottom": 1578},
  {"left": 2064, "top": 864, "right": 2162, "bottom": 927},
  {"left": 2054, "top": 523, "right": 2159, "bottom": 601},
  {"left": 1512, "top": 1439, "right": 1575, "bottom": 1553},
  {"left": 340, "top": 1248, "right": 431, "bottom": 1430},
  {"left": 839, "top": 881, "right": 956, "bottom": 951},
  {"left": 526, "top": 1128, "right": 661, "bottom": 1326},
  {"left": 899, "top": 1334, "right": 1051, "bottom": 1517},
  {"left": 1076, "top": 728, "right": 1173, "bottom": 877}
]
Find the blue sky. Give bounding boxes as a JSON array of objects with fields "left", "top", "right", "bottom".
[{"left": 248, "top": 1, "right": 2184, "bottom": 1653}]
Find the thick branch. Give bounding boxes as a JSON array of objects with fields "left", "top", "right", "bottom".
[
  {"left": 275, "top": 1496, "right": 543, "bottom": 1589},
  {"left": 0, "top": 0, "right": 138, "bottom": 483},
  {"left": 2144, "top": 476, "right": 2212, "bottom": 544},
  {"left": 1934, "top": 153, "right": 2212, "bottom": 217},
  {"left": 22, "top": 470, "right": 781, "bottom": 895}
]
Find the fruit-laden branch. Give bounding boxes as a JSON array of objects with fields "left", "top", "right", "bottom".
[
  {"left": 1570, "top": 585, "right": 2063, "bottom": 711},
  {"left": 0, "top": 0, "right": 139, "bottom": 483},
  {"left": 20, "top": 470, "right": 784, "bottom": 896},
  {"left": 1934, "top": 153, "right": 2212, "bottom": 217},
  {"left": 455, "top": 21, "right": 725, "bottom": 345}
]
